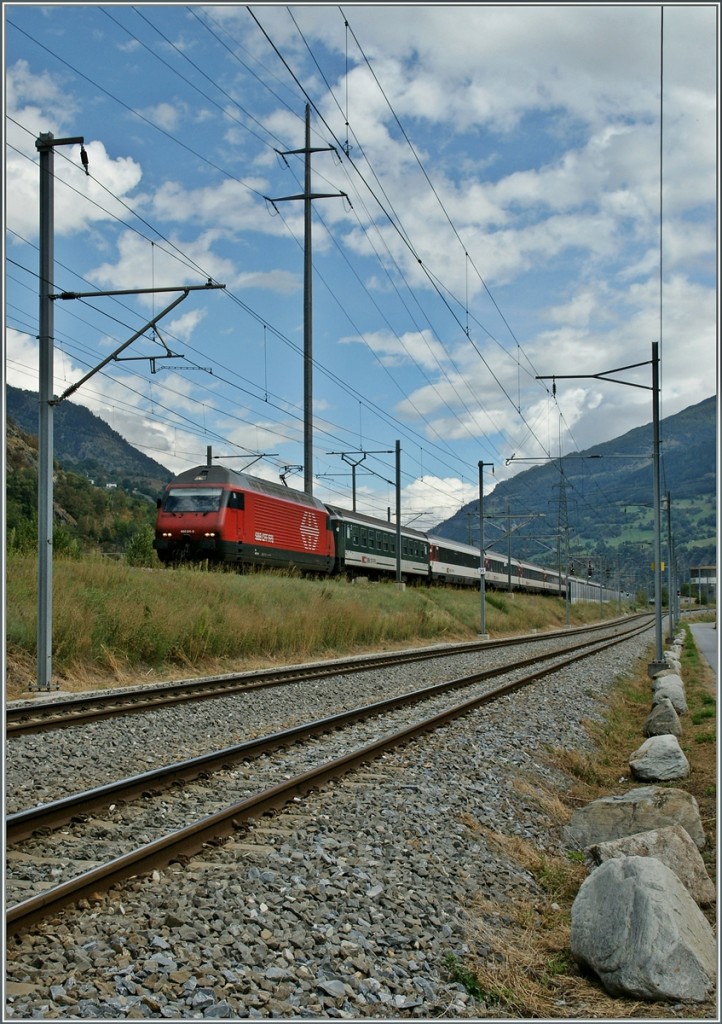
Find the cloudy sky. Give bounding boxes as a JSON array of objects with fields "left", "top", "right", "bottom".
[{"left": 4, "top": 3, "right": 718, "bottom": 528}]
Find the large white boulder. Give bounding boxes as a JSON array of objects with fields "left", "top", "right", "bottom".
[
  {"left": 571, "top": 856, "right": 716, "bottom": 1002},
  {"left": 565, "top": 786, "right": 705, "bottom": 850},
  {"left": 651, "top": 678, "right": 688, "bottom": 715},
  {"left": 643, "top": 696, "right": 682, "bottom": 738},
  {"left": 629, "top": 734, "right": 690, "bottom": 782},
  {"left": 586, "top": 824, "right": 716, "bottom": 906}
]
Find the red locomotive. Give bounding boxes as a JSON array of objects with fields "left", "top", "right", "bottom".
[{"left": 154, "top": 465, "right": 335, "bottom": 574}]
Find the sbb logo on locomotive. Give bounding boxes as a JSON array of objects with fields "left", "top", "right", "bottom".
[{"left": 300, "top": 512, "right": 320, "bottom": 551}]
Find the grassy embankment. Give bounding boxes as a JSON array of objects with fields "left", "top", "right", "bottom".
[{"left": 6, "top": 551, "right": 628, "bottom": 697}]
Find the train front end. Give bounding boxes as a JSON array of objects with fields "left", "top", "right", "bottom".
[{"left": 154, "top": 471, "right": 228, "bottom": 563}]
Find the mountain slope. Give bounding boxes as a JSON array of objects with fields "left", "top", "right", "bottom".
[
  {"left": 433, "top": 395, "right": 717, "bottom": 584},
  {"left": 6, "top": 386, "right": 172, "bottom": 493},
  {"left": 6, "top": 416, "right": 159, "bottom": 556}
]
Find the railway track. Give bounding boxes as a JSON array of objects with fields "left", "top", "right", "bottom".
[
  {"left": 6, "top": 615, "right": 653, "bottom": 936},
  {"left": 6, "top": 614, "right": 648, "bottom": 735}
]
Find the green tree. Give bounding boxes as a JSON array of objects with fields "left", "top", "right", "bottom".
[
  {"left": 125, "top": 524, "right": 156, "bottom": 567},
  {"left": 54, "top": 525, "right": 82, "bottom": 560}
]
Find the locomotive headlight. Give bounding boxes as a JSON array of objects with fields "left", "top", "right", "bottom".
[
  {"left": 161, "top": 532, "right": 173, "bottom": 538},
  {"left": 203, "top": 531, "right": 216, "bottom": 538}
]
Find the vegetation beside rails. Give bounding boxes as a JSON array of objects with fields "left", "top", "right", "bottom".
[
  {"left": 6, "top": 551, "right": 629, "bottom": 698},
  {"left": 451, "top": 620, "right": 717, "bottom": 1019}
]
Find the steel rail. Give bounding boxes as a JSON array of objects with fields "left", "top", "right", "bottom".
[
  {"left": 6, "top": 619, "right": 653, "bottom": 936},
  {"left": 7, "top": 618, "right": 651, "bottom": 843},
  {"left": 7, "top": 615, "right": 649, "bottom": 734}
]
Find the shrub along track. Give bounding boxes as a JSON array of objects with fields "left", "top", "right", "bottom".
[{"left": 6, "top": 616, "right": 653, "bottom": 937}]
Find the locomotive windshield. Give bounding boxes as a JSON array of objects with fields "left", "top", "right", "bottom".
[{"left": 162, "top": 487, "right": 223, "bottom": 513}]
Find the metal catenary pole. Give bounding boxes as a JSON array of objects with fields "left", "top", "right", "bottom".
[
  {"left": 478, "top": 461, "right": 494, "bottom": 638},
  {"left": 665, "top": 491, "right": 675, "bottom": 640},
  {"left": 536, "top": 341, "right": 665, "bottom": 674},
  {"left": 34, "top": 133, "right": 225, "bottom": 690},
  {"left": 326, "top": 450, "right": 393, "bottom": 512},
  {"left": 36, "top": 132, "right": 84, "bottom": 690},
  {"left": 395, "top": 440, "right": 402, "bottom": 584},
  {"left": 650, "top": 342, "right": 664, "bottom": 670},
  {"left": 266, "top": 105, "right": 346, "bottom": 495}
]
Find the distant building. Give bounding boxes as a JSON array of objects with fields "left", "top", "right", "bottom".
[{"left": 689, "top": 565, "right": 716, "bottom": 603}]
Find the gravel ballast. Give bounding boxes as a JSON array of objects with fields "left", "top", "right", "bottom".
[{"left": 6, "top": 628, "right": 659, "bottom": 1019}]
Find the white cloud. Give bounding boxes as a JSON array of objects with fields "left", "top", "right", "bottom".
[
  {"left": 340, "top": 328, "right": 449, "bottom": 372},
  {"left": 401, "top": 474, "right": 480, "bottom": 529},
  {"left": 138, "top": 101, "right": 183, "bottom": 133},
  {"left": 87, "top": 229, "right": 234, "bottom": 293},
  {"left": 6, "top": 146, "right": 142, "bottom": 244},
  {"left": 165, "top": 308, "right": 206, "bottom": 342},
  {"left": 149, "top": 178, "right": 267, "bottom": 229},
  {"left": 5, "top": 59, "right": 73, "bottom": 120},
  {"left": 5, "top": 328, "right": 41, "bottom": 391},
  {"left": 215, "top": 412, "right": 302, "bottom": 463},
  {"left": 5, "top": 325, "right": 196, "bottom": 473}
]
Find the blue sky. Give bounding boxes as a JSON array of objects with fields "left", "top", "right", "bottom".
[{"left": 4, "top": 3, "right": 718, "bottom": 529}]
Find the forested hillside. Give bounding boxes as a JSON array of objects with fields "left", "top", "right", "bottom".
[
  {"left": 7, "top": 386, "right": 171, "bottom": 496},
  {"left": 6, "top": 418, "right": 158, "bottom": 558},
  {"left": 434, "top": 396, "right": 716, "bottom": 590}
]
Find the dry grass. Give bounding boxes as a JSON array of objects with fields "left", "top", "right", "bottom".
[
  {"left": 5, "top": 551, "right": 626, "bottom": 698},
  {"left": 460, "top": 890, "right": 663, "bottom": 1019},
  {"left": 450, "top": 622, "right": 718, "bottom": 1019}
]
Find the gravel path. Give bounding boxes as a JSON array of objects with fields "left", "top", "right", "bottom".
[{"left": 6, "top": 627, "right": 653, "bottom": 1019}]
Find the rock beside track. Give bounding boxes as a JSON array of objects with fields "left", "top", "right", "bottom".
[{"left": 571, "top": 857, "right": 716, "bottom": 1002}]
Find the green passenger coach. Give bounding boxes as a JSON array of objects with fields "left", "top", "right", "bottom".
[{"left": 327, "top": 506, "right": 429, "bottom": 581}]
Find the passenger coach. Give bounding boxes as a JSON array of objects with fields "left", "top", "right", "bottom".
[
  {"left": 153, "top": 464, "right": 621, "bottom": 603},
  {"left": 327, "top": 506, "right": 429, "bottom": 581},
  {"left": 428, "top": 536, "right": 480, "bottom": 586}
]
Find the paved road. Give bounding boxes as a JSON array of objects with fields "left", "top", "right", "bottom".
[{"left": 688, "top": 621, "right": 718, "bottom": 679}]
